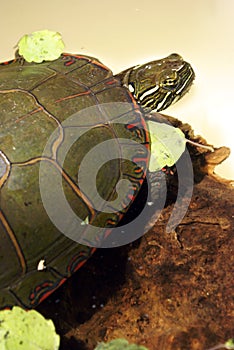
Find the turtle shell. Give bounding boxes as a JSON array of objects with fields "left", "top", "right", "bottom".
[{"left": 0, "top": 54, "right": 150, "bottom": 308}]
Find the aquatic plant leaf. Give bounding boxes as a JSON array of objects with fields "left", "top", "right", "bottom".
[
  {"left": 0, "top": 306, "right": 60, "bottom": 350},
  {"left": 147, "top": 121, "right": 186, "bottom": 172},
  {"left": 17, "top": 30, "right": 65, "bottom": 63}
]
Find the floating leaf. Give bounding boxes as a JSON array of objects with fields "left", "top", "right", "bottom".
[
  {"left": 17, "top": 30, "right": 65, "bottom": 63},
  {"left": 147, "top": 121, "right": 186, "bottom": 172},
  {"left": 0, "top": 306, "right": 60, "bottom": 350}
]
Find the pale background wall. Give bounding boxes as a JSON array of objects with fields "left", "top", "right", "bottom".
[{"left": 1, "top": 0, "right": 233, "bottom": 179}]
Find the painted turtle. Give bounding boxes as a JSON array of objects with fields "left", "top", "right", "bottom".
[{"left": 0, "top": 51, "right": 194, "bottom": 308}]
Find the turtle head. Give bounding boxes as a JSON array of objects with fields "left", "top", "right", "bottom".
[{"left": 119, "top": 53, "right": 195, "bottom": 112}]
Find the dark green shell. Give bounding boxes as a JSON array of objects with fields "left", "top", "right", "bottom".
[{"left": 0, "top": 54, "right": 150, "bottom": 308}]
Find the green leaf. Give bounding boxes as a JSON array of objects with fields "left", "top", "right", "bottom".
[
  {"left": 0, "top": 306, "right": 60, "bottom": 350},
  {"left": 146, "top": 121, "right": 186, "bottom": 172},
  {"left": 94, "top": 338, "right": 149, "bottom": 350},
  {"left": 17, "top": 30, "right": 65, "bottom": 63},
  {"left": 225, "top": 338, "right": 234, "bottom": 349}
]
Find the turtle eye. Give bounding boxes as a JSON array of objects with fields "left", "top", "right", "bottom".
[{"left": 160, "top": 71, "right": 180, "bottom": 91}]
